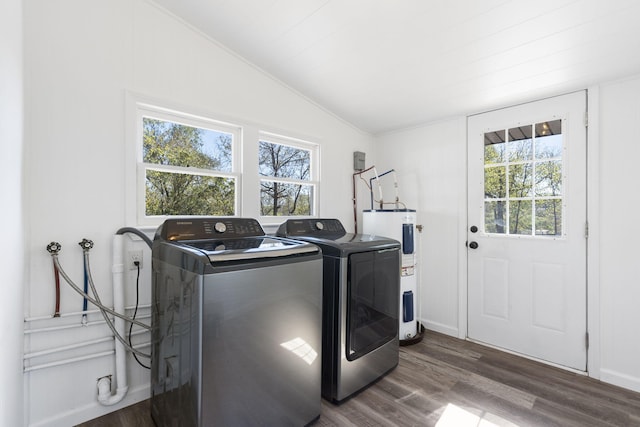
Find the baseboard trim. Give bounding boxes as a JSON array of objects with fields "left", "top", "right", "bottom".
[
  {"left": 421, "top": 319, "right": 458, "bottom": 338},
  {"left": 600, "top": 369, "right": 640, "bottom": 394},
  {"left": 28, "top": 384, "right": 150, "bottom": 427}
]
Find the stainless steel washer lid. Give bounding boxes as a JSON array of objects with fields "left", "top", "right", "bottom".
[
  {"left": 155, "top": 217, "right": 320, "bottom": 262},
  {"left": 182, "top": 236, "right": 319, "bottom": 262}
]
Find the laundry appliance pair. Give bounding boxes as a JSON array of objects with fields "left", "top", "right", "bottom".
[{"left": 151, "top": 217, "right": 400, "bottom": 426}]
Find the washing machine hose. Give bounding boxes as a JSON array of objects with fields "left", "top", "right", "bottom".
[{"left": 45, "top": 242, "right": 150, "bottom": 358}]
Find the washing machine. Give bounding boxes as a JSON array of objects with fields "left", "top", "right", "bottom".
[
  {"left": 276, "top": 218, "right": 400, "bottom": 403},
  {"left": 151, "top": 217, "right": 323, "bottom": 426}
]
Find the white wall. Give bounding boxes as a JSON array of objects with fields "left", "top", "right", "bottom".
[
  {"left": 373, "top": 118, "right": 467, "bottom": 337},
  {"left": 0, "top": 0, "right": 24, "bottom": 426},
  {"left": 373, "top": 79, "right": 640, "bottom": 394},
  {"left": 597, "top": 75, "right": 640, "bottom": 392},
  {"left": 22, "top": 0, "right": 372, "bottom": 425}
]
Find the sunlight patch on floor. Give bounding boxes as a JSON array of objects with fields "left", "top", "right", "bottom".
[{"left": 436, "top": 403, "right": 519, "bottom": 427}]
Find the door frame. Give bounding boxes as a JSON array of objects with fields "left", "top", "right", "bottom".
[{"left": 458, "top": 88, "right": 601, "bottom": 377}]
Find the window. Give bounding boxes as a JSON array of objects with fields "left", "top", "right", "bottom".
[
  {"left": 137, "top": 105, "right": 240, "bottom": 222},
  {"left": 484, "top": 119, "right": 563, "bottom": 236},
  {"left": 258, "top": 133, "right": 318, "bottom": 217}
]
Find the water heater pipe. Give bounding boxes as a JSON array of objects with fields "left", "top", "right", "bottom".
[
  {"left": 352, "top": 165, "right": 377, "bottom": 234},
  {"left": 98, "top": 234, "right": 128, "bottom": 405},
  {"left": 373, "top": 167, "right": 383, "bottom": 208},
  {"left": 369, "top": 169, "right": 403, "bottom": 210}
]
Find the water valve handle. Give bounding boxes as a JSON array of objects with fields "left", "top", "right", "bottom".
[
  {"left": 47, "top": 242, "right": 62, "bottom": 254},
  {"left": 78, "top": 238, "right": 94, "bottom": 251}
]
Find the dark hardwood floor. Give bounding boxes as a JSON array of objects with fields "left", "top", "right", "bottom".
[{"left": 77, "top": 330, "right": 640, "bottom": 426}]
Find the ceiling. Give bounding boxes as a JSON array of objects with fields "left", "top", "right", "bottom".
[{"left": 151, "top": 0, "right": 640, "bottom": 134}]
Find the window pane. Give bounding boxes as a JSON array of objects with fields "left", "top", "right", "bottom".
[
  {"left": 535, "top": 119, "right": 561, "bottom": 137},
  {"left": 509, "top": 200, "right": 532, "bottom": 235},
  {"left": 145, "top": 170, "right": 235, "bottom": 216},
  {"left": 484, "top": 166, "right": 506, "bottom": 198},
  {"left": 536, "top": 199, "right": 562, "bottom": 236},
  {"left": 536, "top": 120, "right": 562, "bottom": 162},
  {"left": 536, "top": 135, "right": 562, "bottom": 160},
  {"left": 143, "top": 118, "right": 232, "bottom": 172},
  {"left": 485, "top": 201, "right": 506, "bottom": 234},
  {"left": 507, "top": 125, "right": 533, "bottom": 162},
  {"left": 260, "top": 181, "right": 313, "bottom": 216},
  {"left": 259, "top": 140, "right": 310, "bottom": 180},
  {"left": 536, "top": 138, "right": 562, "bottom": 162},
  {"left": 484, "top": 130, "right": 505, "bottom": 164},
  {"left": 509, "top": 124, "right": 533, "bottom": 141},
  {"left": 509, "top": 163, "right": 533, "bottom": 198},
  {"left": 535, "top": 160, "right": 562, "bottom": 196}
]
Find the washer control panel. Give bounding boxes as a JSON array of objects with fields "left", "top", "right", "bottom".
[{"left": 160, "top": 218, "right": 265, "bottom": 241}]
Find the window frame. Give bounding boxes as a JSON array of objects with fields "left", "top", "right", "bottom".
[
  {"left": 135, "top": 103, "right": 242, "bottom": 226},
  {"left": 257, "top": 131, "right": 320, "bottom": 223}
]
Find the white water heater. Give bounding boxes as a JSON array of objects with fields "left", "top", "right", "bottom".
[{"left": 362, "top": 209, "right": 419, "bottom": 342}]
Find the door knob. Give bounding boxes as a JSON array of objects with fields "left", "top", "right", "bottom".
[{"left": 468, "top": 241, "right": 479, "bottom": 249}]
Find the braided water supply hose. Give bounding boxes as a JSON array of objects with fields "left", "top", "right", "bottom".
[{"left": 46, "top": 242, "right": 62, "bottom": 317}]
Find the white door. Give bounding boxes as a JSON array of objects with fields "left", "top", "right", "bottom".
[{"left": 467, "top": 91, "right": 587, "bottom": 371}]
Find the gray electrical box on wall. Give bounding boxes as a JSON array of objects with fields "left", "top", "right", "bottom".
[{"left": 354, "top": 151, "right": 366, "bottom": 171}]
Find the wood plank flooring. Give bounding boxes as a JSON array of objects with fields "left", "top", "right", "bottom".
[{"left": 77, "top": 330, "right": 640, "bottom": 426}]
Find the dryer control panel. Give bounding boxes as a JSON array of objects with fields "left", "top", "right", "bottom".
[
  {"left": 159, "top": 218, "right": 265, "bottom": 241},
  {"left": 276, "top": 218, "right": 346, "bottom": 237}
]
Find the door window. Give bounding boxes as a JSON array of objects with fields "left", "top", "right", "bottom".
[{"left": 484, "top": 119, "right": 563, "bottom": 236}]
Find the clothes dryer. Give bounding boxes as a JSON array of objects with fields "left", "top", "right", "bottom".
[{"left": 277, "top": 218, "right": 400, "bottom": 402}]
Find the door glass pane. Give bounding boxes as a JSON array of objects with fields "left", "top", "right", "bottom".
[
  {"left": 484, "top": 130, "right": 506, "bottom": 164},
  {"left": 536, "top": 199, "right": 562, "bottom": 235},
  {"left": 509, "top": 200, "right": 532, "bottom": 235},
  {"left": 485, "top": 201, "right": 506, "bottom": 234},
  {"left": 507, "top": 125, "right": 533, "bottom": 162},
  {"left": 535, "top": 160, "right": 562, "bottom": 196},
  {"left": 509, "top": 164, "right": 533, "bottom": 197},
  {"left": 485, "top": 166, "right": 506, "bottom": 198},
  {"left": 535, "top": 120, "right": 562, "bottom": 159}
]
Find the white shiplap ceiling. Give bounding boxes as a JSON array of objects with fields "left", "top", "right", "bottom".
[{"left": 151, "top": 0, "right": 640, "bottom": 134}]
